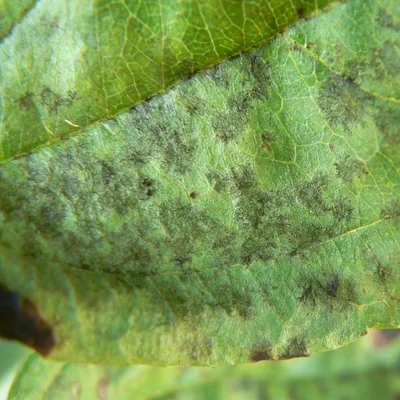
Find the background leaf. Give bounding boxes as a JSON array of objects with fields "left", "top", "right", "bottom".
[
  {"left": 0, "top": 0, "right": 399, "bottom": 366},
  {"left": 0, "top": 0, "right": 337, "bottom": 160},
  {"left": 8, "top": 332, "right": 400, "bottom": 400}
]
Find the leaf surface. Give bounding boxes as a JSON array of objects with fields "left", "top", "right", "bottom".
[
  {"left": 0, "top": 0, "right": 336, "bottom": 160},
  {"left": 0, "top": 0, "right": 399, "bottom": 365}
]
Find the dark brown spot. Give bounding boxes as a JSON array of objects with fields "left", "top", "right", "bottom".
[
  {"left": 250, "top": 349, "right": 273, "bottom": 362},
  {"left": 296, "top": 7, "right": 306, "bottom": 17},
  {"left": 190, "top": 192, "right": 198, "bottom": 199},
  {"left": 0, "top": 285, "right": 55, "bottom": 356},
  {"left": 260, "top": 132, "right": 273, "bottom": 151},
  {"left": 250, "top": 341, "right": 273, "bottom": 362},
  {"left": 146, "top": 189, "right": 153, "bottom": 196},
  {"left": 329, "top": 143, "right": 334, "bottom": 150}
]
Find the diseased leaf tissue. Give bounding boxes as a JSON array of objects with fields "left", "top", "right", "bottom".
[{"left": 0, "top": 0, "right": 399, "bottom": 368}]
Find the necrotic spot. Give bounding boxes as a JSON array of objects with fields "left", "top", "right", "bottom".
[{"left": 0, "top": 285, "right": 55, "bottom": 356}]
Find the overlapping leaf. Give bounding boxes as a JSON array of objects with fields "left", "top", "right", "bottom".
[
  {"left": 0, "top": 0, "right": 336, "bottom": 160},
  {"left": 8, "top": 334, "right": 400, "bottom": 399}
]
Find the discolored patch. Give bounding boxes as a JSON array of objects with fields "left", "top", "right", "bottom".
[
  {"left": 298, "top": 174, "right": 329, "bottom": 214},
  {"left": 100, "top": 161, "right": 114, "bottom": 185},
  {"left": 19, "top": 92, "right": 35, "bottom": 110},
  {"left": 299, "top": 285, "right": 316, "bottom": 306},
  {"left": 335, "top": 155, "right": 367, "bottom": 182},
  {"left": 326, "top": 274, "right": 340, "bottom": 296},
  {"left": 332, "top": 197, "right": 354, "bottom": 222},
  {"left": 260, "top": 132, "right": 275, "bottom": 151},
  {"left": 318, "top": 74, "right": 370, "bottom": 131},
  {"left": 381, "top": 199, "right": 400, "bottom": 220},
  {"left": 279, "top": 337, "right": 309, "bottom": 360},
  {"left": 0, "top": 285, "right": 55, "bottom": 356},
  {"left": 247, "top": 54, "right": 270, "bottom": 100},
  {"left": 375, "top": 8, "right": 400, "bottom": 31},
  {"left": 250, "top": 341, "right": 273, "bottom": 362},
  {"left": 39, "top": 87, "right": 79, "bottom": 114},
  {"left": 374, "top": 103, "right": 400, "bottom": 146},
  {"left": 296, "top": 7, "right": 306, "bottom": 18}
]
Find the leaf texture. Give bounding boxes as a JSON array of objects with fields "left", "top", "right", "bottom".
[
  {"left": 0, "top": 0, "right": 399, "bottom": 365},
  {"left": 0, "top": 0, "right": 336, "bottom": 160}
]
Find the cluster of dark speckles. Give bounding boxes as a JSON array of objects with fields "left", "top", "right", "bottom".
[
  {"left": 207, "top": 53, "right": 271, "bottom": 143},
  {"left": 225, "top": 167, "right": 355, "bottom": 261},
  {"left": 250, "top": 337, "right": 309, "bottom": 362},
  {"left": 318, "top": 74, "right": 370, "bottom": 131}
]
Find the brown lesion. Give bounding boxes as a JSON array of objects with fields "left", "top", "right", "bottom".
[
  {"left": 250, "top": 340, "right": 273, "bottom": 362},
  {"left": 260, "top": 132, "right": 274, "bottom": 151},
  {"left": 0, "top": 285, "right": 55, "bottom": 356},
  {"left": 19, "top": 92, "right": 35, "bottom": 110}
]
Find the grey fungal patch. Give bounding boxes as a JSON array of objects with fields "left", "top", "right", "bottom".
[{"left": 318, "top": 74, "right": 370, "bottom": 131}]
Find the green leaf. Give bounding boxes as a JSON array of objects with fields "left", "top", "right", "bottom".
[
  {"left": 0, "top": 0, "right": 399, "bottom": 366},
  {"left": 0, "top": 0, "right": 336, "bottom": 160},
  {"left": 8, "top": 334, "right": 400, "bottom": 399}
]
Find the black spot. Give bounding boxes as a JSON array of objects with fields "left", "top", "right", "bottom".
[
  {"left": 0, "top": 285, "right": 55, "bottom": 356},
  {"left": 189, "top": 192, "right": 198, "bottom": 199}
]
